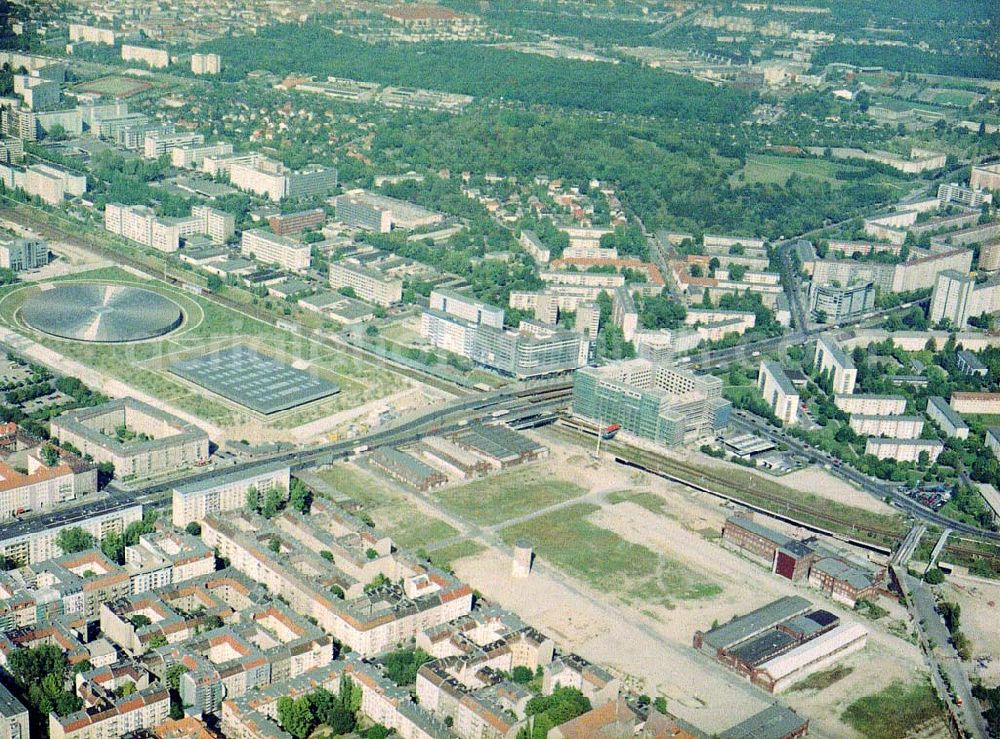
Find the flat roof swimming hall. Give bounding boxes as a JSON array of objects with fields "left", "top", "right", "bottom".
[{"left": 169, "top": 346, "right": 340, "bottom": 414}]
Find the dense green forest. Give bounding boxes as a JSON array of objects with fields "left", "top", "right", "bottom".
[{"left": 198, "top": 23, "right": 751, "bottom": 122}]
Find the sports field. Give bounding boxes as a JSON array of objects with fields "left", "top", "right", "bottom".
[
  {"left": 0, "top": 268, "right": 408, "bottom": 431},
  {"left": 73, "top": 75, "right": 154, "bottom": 98}
]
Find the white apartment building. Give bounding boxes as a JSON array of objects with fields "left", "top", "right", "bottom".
[
  {"left": 420, "top": 310, "right": 475, "bottom": 357},
  {"left": 21, "top": 164, "right": 85, "bottom": 205},
  {"left": 519, "top": 230, "right": 550, "bottom": 264},
  {"left": 429, "top": 289, "right": 504, "bottom": 329},
  {"left": 815, "top": 335, "right": 857, "bottom": 395},
  {"left": 143, "top": 130, "right": 204, "bottom": 159},
  {"left": 230, "top": 158, "right": 287, "bottom": 201},
  {"left": 121, "top": 44, "right": 170, "bottom": 69},
  {"left": 191, "top": 205, "right": 235, "bottom": 244},
  {"left": 926, "top": 396, "right": 970, "bottom": 439},
  {"left": 758, "top": 360, "right": 799, "bottom": 425},
  {"left": 834, "top": 394, "right": 907, "bottom": 416},
  {"left": 172, "top": 463, "right": 290, "bottom": 527},
  {"left": 241, "top": 230, "right": 311, "bottom": 272},
  {"left": 69, "top": 24, "right": 117, "bottom": 44},
  {"left": 612, "top": 287, "right": 639, "bottom": 342},
  {"left": 171, "top": 141, "right": 233, "bottom": 168},
  {"left": 328, "top": 260, "right": 402, "bottom": 307},
  {"left": 191, "top": 53, "right": 221, "bottom": 75},
  {"left": 864, "top": 438, "right": 943, "bottom": 463},
  {"left": 849, "top": 414, "right": 924, "bottom": 439},
  {"left": 938, "top": 182, "right": 992, "bottom": 208}
]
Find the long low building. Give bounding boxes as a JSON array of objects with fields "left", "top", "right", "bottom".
[
  {"left": 752, "top": 623, "right": 868, "bottom": 694},
  {"left": 951, "top": 392, "right": 1000, "bottom": 415},
  {"left": 848, "top": 414, "right": 923, "bottom": 439},
  {"left": 926, "top": 396, "right": 969, "bottom": 439},
  {"left": 864, "top": 438, "right": 943, "bottom": 463},
  {"left": 834, "top": 394, "right": 907, "bottom": 416}
]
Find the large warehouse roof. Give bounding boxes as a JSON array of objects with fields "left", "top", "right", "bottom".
[{"left": 169, "top": 346, "right": 339, "bottom": 415}]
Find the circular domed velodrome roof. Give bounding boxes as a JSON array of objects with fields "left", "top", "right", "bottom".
[{"left": 20, "top": 283, "right": 183, "bottom": 343}]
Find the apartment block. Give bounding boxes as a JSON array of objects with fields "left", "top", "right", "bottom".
[
  {"left": 333, "top": 189, "right": 442, "bottom": 232},
  {"left": 930, "top": 270, "right": 1000, "bottom": 328},
  {"left": 422, "top": 310, "right": 590, "bottom": 378},
  {"left": 329, "top": 260, "right": 402, "bottom": 306},
  {"left": 50, "top": 398, "right": 209, "bottom": 479},
  {"left": 267, "top": 208, "right": 326, "bottom": 236},
  {"left": 13, "top": 75, "right": 59, "bottom": 111},
  {"left": 0, "top": 236, "right": 47, "bottom": 271},
  {"left": 0, "top": 495, "right": 142, "bottom": 566},
  {"left": 191, "top": 204, "right": 235, "bottom": 244},
  {"left": 241, "top": 229, "right": 311, "bottom": 272},
  {"left": 815, "top": 336, "right": 857, "bottom": 395},
  {"left": 50, "top": 686, "right": 169, "bottom": 739},
  {"left": 808, "top": 281, "right": 875, "bottom": 323},
  {"left": 0, "top": 681, "right": 27, "bottom": 739},
  {"left": 864, "top": 438, "right": 943, "bottom": 463},
  {"left": 429, "top": 288, "right": 504, "bottom": 329},
  {"left": 172, "top": 462, "right": 290, "bottom": 527},
  {"left": 68, "top": 24, "right": 117, "bottom": 45},
  {"left": 612, "top": 287, "right": 639, "bottom": 342},
  {"left": 144, "top": 130, "right": 203, "bottom": 159},
  {"left": 849, "top": 414, "right": 923, "bottom": 439},
  {"left": 170, "top": 141, "right": 233, "bottom": 168},
  {"left": 951, "top": 392, "right": 1000, "bottom": 415},
  {"left": 938, "top": 182, "right": 992, "bottom": 208},
  {"left": 971, "top": 164, "right": 1000, "bottom": 192},
  {"left": 757, "top": 361, "right": 799, "bottom": 425},
  {"left": 121, "top": 44, "right": 170, "bottom": 69},
  {"left": 200, "top": 506, "right": 473, "bottom": 655},
  {"left": 925, "top": 396, "right": 969, "bottom": 439},
  {"left": 230, "top": 156, "right": 337, "bottom": 201},
  {"left": 191, "top": 53, "right": 221, "bottom": 75},
  {"left": 9, "top": 163, "right": 86, "bottom": 205},
  {"left": 573, "top": 359, "right": 731, "bottom": 447},
  {"left": 834, "top": 394, "right": 906, "bottom": 416},
  {"left": 519, "top": 229, "right": 550, "bottom": 264},
  {"left": 104, "top": 203, "right": 202, "bottom": 253}
]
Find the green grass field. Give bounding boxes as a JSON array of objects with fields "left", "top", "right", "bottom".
[
  {"left": 842, "top": 680, "right": 945, "bottom": 738},
  {"left": 434, "top": 466, "right": 587, "bottom": 526},
  {"left": 923, "top": 88, "right": 981, "bottom": 107},
  {"left": 0, "top": 268, "right": 405, "bottom": 428},
  {"left": 317, "top": 463, "right": 458, "bottom": 549},
  {"left": 427, "top": 541, "right": 486, "bottom": 570},
  {"left": 739, "top": 155, "right": 865, "bottom": 187},
  {"left": 73, "top": 75, "right": 153, "bottom": 98},
  {"left": 789, "top": 665, "right": 854, "bottom": 693},
  {"left": 500, "top": 503, "right": 721, "bottom": 606}
]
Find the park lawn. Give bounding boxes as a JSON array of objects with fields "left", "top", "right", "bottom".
[
  {"left": 428, "top": 541, "right": 486, "bottom": 571},
  {"left": 317, "top": 464, "right": 457, "bottom": 549},
  {"left": 434, "top": 466, "right": 587, "bottom": 526},
  {"left": 500, "top": 503, "right": 721, "bottom": 606},
  {"left": 740, "top": 155, "right": 865, "bottom": 187},
  {"left": 842, "top": 680, "right": 944, "bottom": 738}
]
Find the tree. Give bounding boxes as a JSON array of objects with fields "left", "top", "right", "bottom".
[
  {"left": 268, "top": 537, "right": 281, "bottom": 553},
  {"left": 382, "top": 648, "right": 432, "bottom": 686},
  {"left": 185, "top": 521, "right": 202, "bottom": 536},
  {"left": 923, "top": 567, "right": 945, "bottom": 584},
  {"left": 511, "top": 666, "right": 533, "bottom": 684},
  {"left": 40, "top": 445, "right": 60, "bottom": 467},
  {"left": 166, "top": 663, "right": 189, "bottom": 690},
  {"left": 101, "top": 530, "right": 125, "bottom": 565},
  {"left": 130, "top": 614, "right": 152, "bottom": 629},
  {"left": 245, "top": 485, "right": 261, "bottom": 513},
  {"left": 262, "top": 487, "right": 285, "bottom": 519},
  {"left": 289, "top": 478, "right": 312, "bottom": 514},
  {"left": 57, "top": 527, "right": 95, "bottom": 554},
  {"left": 277, "top": 696, "right": 316, "bottom": 739}
]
